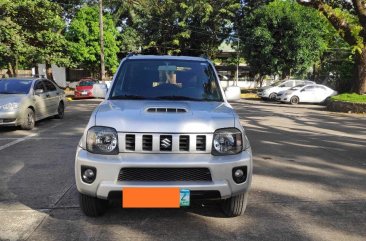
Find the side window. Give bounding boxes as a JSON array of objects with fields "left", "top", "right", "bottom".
[
  {"left": 34, "top": 81, "right": 46, "bottom": 91},
  {"left": 303, "top": 86, "right": 315, "bottom": 91},
  {"left": 44, "top": 80, "right": 57, "bottom": 92},
  {"left": 283, "top": 81, "right": 293, "bottom": 87}
]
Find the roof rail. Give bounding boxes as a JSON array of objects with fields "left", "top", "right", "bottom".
[
  {"left": 127, "top": 52, "right": 139, "bottom": 58},
  {"left": 199, "top": 54, "right": 209, "bottom": 60}
]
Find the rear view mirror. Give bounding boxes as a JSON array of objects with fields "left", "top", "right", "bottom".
[
  {"left": 224, "top": 86, "right": 241, "bottom": 101},
  {"left": 34, "top": 89, "right": 44, "bottom": 95}
]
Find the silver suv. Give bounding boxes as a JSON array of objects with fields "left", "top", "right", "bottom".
[{"left": 75, "top": 55, "right": 252, "bottom": 217}]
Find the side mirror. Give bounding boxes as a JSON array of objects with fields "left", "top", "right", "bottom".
[
  {"left": 92, "top": 84, "right": 108, "bottom": 98},
  {"left": 34, "top": 89, "right": 44, "bottom": 95},
  {"left": 224, "top": 86, "right": 241, "bottom": 101}
]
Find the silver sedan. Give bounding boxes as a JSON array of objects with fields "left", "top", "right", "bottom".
[{"left": 0, "top": 78, "right": 65, "bottom": 130}]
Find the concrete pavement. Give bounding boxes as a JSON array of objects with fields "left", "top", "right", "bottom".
[{"left": 0, "top": 99, "right": 365, "bottom": 241}]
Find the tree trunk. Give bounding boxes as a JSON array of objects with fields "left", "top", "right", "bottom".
[
  {"left": 354, "top": 48, "right": 366, "bottom": 94},
  {"left": 7, "top": 63, "right": 14, "bottom": 77},
  {"left": 13, "top": 57, "right": 18, "bottom": 77},
  {"left": 46, "top": 62, "right": 53, "bottom": 80}
]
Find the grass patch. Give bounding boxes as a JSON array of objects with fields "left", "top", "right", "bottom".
[
  {"left": 331, "top": 93, "right": 366, "bottom": 103},
  {"left": 241, "top": 93, "right": 259, "bottom": 99}
]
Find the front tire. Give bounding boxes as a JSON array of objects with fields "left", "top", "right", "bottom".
[
  {"left": 79, "top": 193, "right": 108, "bottom": 217},
  {"left": 269, "top": 93, "right": 277, "bottom": 101},
  {"left": 290, "top": 96, "right": 299, "bottom": 105},
  {"left": 20, "top": 108, "right": 35, "bottom": 130},
  {"left": 55, "top": 102, "right": 64, "bottom": 119},
  {"left": 221, "top": 192, "right": 248, "bottom": 217}
]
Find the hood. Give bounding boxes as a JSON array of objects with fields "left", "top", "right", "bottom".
[
  {"left": 95, "top": 100, "right": 235, "bottom": 133},
  {"left": 0, "top": 94, "right": 26, "bottom": 105}
]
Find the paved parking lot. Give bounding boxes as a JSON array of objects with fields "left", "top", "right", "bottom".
[{"left": 0, "top": 99, "right": 365, "bottom": 241}]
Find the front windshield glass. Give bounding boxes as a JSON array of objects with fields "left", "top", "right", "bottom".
[
  {"left": 270, "top": 81, "right": 283, "bottom": 87},
  {"left": 0, "top": 79, "right": 33, "bottom": 94},
  {"left": 110, "top": 60, "right": 223, "bottom": 101},
  {"left": 79, "top": 81, "right": 95, "bottom": 86}
]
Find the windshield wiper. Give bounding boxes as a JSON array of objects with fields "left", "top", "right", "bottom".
[
  {"left": 110, "top": 94, "right": 150, "bottom": 100},
  {"left": 156, "top": 96, "right": 202, "bottom": 101}
]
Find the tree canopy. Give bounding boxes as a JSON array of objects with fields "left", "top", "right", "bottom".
[
  {"left": 0, "top": 0, "right": 69, "bottom": 77},
  {"left": 240, "top": 0, "right": 333, "bottom": 81},
  {"left": 66, "top": 5, "right": 120, "bottom": 75}
]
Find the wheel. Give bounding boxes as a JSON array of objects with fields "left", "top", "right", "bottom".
[
  {"left": 221, "top": 192, "right": 248, "bottom": 217},
  {"left": 55, "top": 102, "right": 64, "bottom": 119},
  {"left": 20, "top": 108, "right": 35, "bottom": 130},
  {"left": 79, "top": 193, "right": 108, "bottom": 217},
  {"left": 269, "top": 93, "right": 277, "bottom": 101},
  {"left": 290, "top": 96, "right": 299, "bottom": 105}
]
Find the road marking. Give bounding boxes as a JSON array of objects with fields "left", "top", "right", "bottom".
[{"left": 0, "top": 123, "right": 62, "bottom": 151}]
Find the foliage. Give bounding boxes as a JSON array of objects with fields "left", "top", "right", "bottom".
[
  {"left": 0, "top": 0, "right": 69, "bottom": 74},
  {"left": 297, "top": 0, "right": 366, "bottom": 93},
  {"left": 66, "top": 5, "right": 120, "bottom": 75},
  {"left": 239, "top": 0, "right": 333, "bottom": 79},
  {"left": 331, "top": 93, "right": 366, "bottom": 103},
  {"left": 112, "top": 0, "right": 240, "bottom": 58}
]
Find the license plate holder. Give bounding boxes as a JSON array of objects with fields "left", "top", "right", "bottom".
[{"left": 122, "top": 188, "right": 190, "bottom": 208}]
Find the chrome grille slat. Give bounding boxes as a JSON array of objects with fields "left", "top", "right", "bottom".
[{"left": 120, "top": 133, "right": 211, "bottom": 153}]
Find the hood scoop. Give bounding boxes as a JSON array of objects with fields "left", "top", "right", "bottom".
[{"left": 146, "top": 107, "right": 187, "bottom": 113}]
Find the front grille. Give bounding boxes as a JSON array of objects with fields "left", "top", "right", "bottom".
[
  {"left": 160, "top": 135, "right": 172, "bottom": 151},
  {"left": 142, "top": 135, "right": 153, "bottom": 151},
  {"left": 179, "top": 135, "right": 189, "bottom": 151},
  {"left": 125, "top": 135, "right": 135, "bottom": 151},
  {"left": 118, "top": 168, "right": 212, "bottom": 182},
  {"left": 121, "top": 133, "right": 211, "bottom": 153},
  {"left": 196, "top": 135, "right": 206, "bottom": 151}
]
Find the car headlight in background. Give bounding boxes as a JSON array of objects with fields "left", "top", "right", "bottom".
[
  {"left": 0, "top": 102, "right": 19, "bottom": 111},
  {"left": 86, "top": 126, "right": 119, "bottom": 155},
  {"left": 212, "top": 128, "right": 248, "bottom": 156}
]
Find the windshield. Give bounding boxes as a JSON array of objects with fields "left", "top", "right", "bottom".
[
  {"left": 289, "top": 84, "right": 305, "bottom": 90},
  {"left": 0, "top": 79, "right": 33, "bottom": 94},
  {"left": 79, "top": 81, "right": 95, "bottom": 86},
  {"left": 110, "top": 59, "right": 223, "bottom": 101},
  {"left": 270, "top": 81, "right": 283, "bottom": 87}
]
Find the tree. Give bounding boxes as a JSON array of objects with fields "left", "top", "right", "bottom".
[
  {"left": 0, "top": 0, "right": 70, "bottom": 78},
  {"left": 110, "top": 0, "right": 240, "bottom": 58},
  {"left": 239, "top": 0, "right": 332, "bottom": 83},
  {"left": 66, "top": 5, "right": 120, "bottom": 75},
  {"left": 297, "top": 0, "right": 366, "bottom": 93}
]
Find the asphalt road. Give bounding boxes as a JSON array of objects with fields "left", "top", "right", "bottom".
[{"left": 0, "top": 99, "right": 365, "bottom": 241}]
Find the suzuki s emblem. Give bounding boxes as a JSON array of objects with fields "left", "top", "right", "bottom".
[{"left": 161, "top": 138, "right": 172, "bottom": 148}]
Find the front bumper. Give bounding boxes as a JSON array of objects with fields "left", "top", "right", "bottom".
[
  {"left": 75, "top": 147, "right": 253, "bottom": 200},
  {"left": 0, "top": 111, "right": 19, "bottom": 126}
]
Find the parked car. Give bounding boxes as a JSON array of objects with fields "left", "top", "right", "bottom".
[
  {"left": 74, "top": 78, "right": 97, "bottom": 99},
  {"left": 278, "top": 84, "right": 337, "bottom": 104},
  {"left": 75, "top": 55, "right": 253, "bottom": 217},
  {"left": 257, "top": 79, "right": 315, "bottom": 100},
  {"left": 0, "top": 78, "right": 65, "bottom": 130},
  {"left": 92, "top": 83, "right": 108, "bottom": 98}
]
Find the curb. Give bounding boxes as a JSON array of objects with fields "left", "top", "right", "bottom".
[{"left": 326, "top": 100, "right": 366, "bottom": 114}]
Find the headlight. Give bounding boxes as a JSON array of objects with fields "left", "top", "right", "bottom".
[
  {"left": 86, "top": 126, "right": 119, "bottom": 155},
  {"left": 0, "top": 102, "right": 19, "bottom": 111},
  {"left": 212, "top": 128, "right": 247, "bottom": 156}
]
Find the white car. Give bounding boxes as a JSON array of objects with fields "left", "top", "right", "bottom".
[
  {"left": 257, "top": 79, "right": 315, "bottom": 100},
  {"left": 278, "top": 84, "right": 337, "bottom": 104}
]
